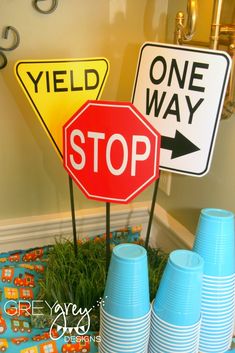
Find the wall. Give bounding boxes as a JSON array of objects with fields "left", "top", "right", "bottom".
[
  {"left": 0, "top": 0, "right": 168, "bottom": 226},
  {"left": 2, "top": 0, "right": 234, "bottom": 242},
  {"left": 160, "top": 0, "right": 235, "bottom": 234}
]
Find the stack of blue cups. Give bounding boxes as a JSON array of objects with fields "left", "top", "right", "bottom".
[
  {"left": 99, "top": 243, "right": 151, "bottom": 353},
  {"left": 149, "top": 249, "right": 203, "bottom": 353},
  {"left": 193, "top": 208, "right": 235, "bottom": 353}
]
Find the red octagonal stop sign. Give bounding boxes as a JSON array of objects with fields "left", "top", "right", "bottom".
[{"left": 63, "top": 100, "right": 161, "bottom": 204}]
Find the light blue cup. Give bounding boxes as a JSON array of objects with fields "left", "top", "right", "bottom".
[
  {"left": 103, "top": 243, "right": 150, "bottom": 319},
  {"left": 153, "top": 249, "right": 204, "bottom": 326},
  {"left": 149, "top": 334, "right": 199, "bottom": 352},
  {"left": 99, "top": 336, "right": 149, "bottom": 353},
  {"left": 193, "top": 208, "right": 235, "bottom": 276}
]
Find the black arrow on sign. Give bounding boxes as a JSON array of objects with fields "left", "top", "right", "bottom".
[{"left": 161, "top": 130, "right": 200, "bottom": 159}]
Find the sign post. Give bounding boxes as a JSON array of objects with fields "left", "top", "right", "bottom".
[
  {"left": 63, "top": 100, "right": 161, "bottom": 266},
  {"left": 132, "top": 42, "right": 231, "bottom": 176},
  {"left": 132, "top": 42, "right": 231, "bottom": 248}
]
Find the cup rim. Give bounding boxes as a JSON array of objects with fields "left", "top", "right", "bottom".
[
  {"left": 202, "top": 321, "right": 234, "bottom": 329},
  {"left": 199, "top": 345, "right": 230, "bottom": 352},
  {"left": 149, "top": 334, "right": 199, "bottom": 350},
  {"left": 202, "top": 292, "right": 235, "bottom": 299},
  {"left": 151, "top": 315, "right": 201, "bottom": 329},
  {"left": 101, "top": 305, "right": 151, "bottom": 322},
  {"left": 203, "top": 278, "right": 235, "bottom": 284},
  {"left": 203, "top": 280, "right": 235, "bottom": 286},
  {"left": 201, "top": 300, "right": 235, "bottom": 307},
  {"left": 151, "top": 306, "right": 201, "bottom": 329},
  {"left": 100, "top": 328, "right": 149, "bottom": 343},
  {"left": 151, "top": 325, "right": 200, "bottom": 338},
  {"left": 150, "top": 321, "right": 201, "bottom": 337},
  {"left": 151, "top": 321, "right": 201, "bottom": 332},
  {"left": 201, "top": 316, "right": 234, "bottom": 324},
  {"left": 202, "top": 269, "right": 235, "bottom": 276},
  {"left": 202, "top": 290, "right": 235, "bottom": 296},
  {"left": 99, "top": 340, "right": 147, "bottom": 353},
  {"left": 100, "top": 320, "right": 150, "bottom": 331},
  {"left": 200, "top": 339, "right": 231, "bottom": 345},
  {"left": 201, "top": 299, "right": 235, "bottom": 306},
  {"left": 100, "top": 321, "right": 150, "bottom": 334},
  {"left": 203, "top": 288, "right": 235, "bottom": 295},
  {"left": 99, "top": 337, "right": 148, "bottom": 351},
  {"left": 99, "top": 342, "right": 147, "bottom": 353},
  {"left": 148, "top": 341, "right": 199, "bottom": 353},
  {"left": 201, "top": 307, "right": 235, "bottom": 316},
  {"left": 100, "top": 318, "right": 150, "bottom": 330},
  {"left": 150, "top": 329, "right": 200, "bottom": 343},
  {"left": 204, "top": 273, "right": 235, "bottom": 278},
  {"left": 200, "top": 332, "right": 233, "bottom": 341}
]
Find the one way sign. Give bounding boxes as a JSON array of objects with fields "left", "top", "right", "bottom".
[{"left": 132, "top": 42, "right": 231, "bottom": 176}]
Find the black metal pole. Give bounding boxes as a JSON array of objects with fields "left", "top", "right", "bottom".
[
  {"left": 106, "top": 202, "right": 111, "bottom": 272},
  {"left": 68, "top": 175, "right": 78, "bottom": 257},
  {"left": 145, "top": 171, "right": 161, "bottom": 249}
]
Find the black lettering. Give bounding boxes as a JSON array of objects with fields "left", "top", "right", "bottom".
[
  {"left": 150, "top": 56, "right": 167, "bottom": 85},
  {"left": 85, "top": 69, "right": 99, "bottom": 90},
  {"left": 162, "top": 94, "right": 180, "bottom": 122},
  {"left": 53, "top": 70, "right": 68, "bottom": 92},
  {"left": 167, "top": 59, "right": 189, "bottom": 89},
  {"left": 27, "top": 71, "right": 43, "bottom": 93},
  {"left": 146, "top": 88, "right": 166, "bottom": 117},
  {"left": 188, "top": 62, "right": 209, "bottom": 92},
  {"left": 186, "top": 96, "right": 204, "bottom": 124},
  {"left": 45, "top": 71, "right": 50, "bottom": 92},
  {"left": 70, "top": 70, "right": 83, "bottom": 91}
]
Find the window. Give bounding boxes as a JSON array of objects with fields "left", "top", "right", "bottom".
[
  {"left": 23, "top": 289, "right": 30, "bottom": 296},
  {"left": 5, "top": 269, "right": 12, "bottom": 276},
  {"left": 43, "top": 343, "right": 54, "bottom": 353}
]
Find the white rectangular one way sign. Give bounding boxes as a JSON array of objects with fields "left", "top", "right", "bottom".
[{"left": 132, "top": 42, "right": 231, "bottom": 176}]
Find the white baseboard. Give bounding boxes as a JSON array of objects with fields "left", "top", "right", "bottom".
[{"left": 0, "top": 202, "right": 194, "bottom": 252}]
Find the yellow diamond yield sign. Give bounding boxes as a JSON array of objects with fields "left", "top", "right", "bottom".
[{"left": 15, "top": 58, "right": 109, "bottom": 158}]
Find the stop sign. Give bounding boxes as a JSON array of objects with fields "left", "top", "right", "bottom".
[{"left": 63, "top": 100, "right": 161, "bottom": 204}]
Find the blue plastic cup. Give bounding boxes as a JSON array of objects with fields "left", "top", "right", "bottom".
[
  {"left": 151, "top": 308, "right": 201, "bottom": 332},
  {"left": 150, "top": 308, "right": 201, "bottom": 353},
  {"left": 203, "top": 273, "right": 235, "bottom": 282},
  {"left": 100, "top": 304, "right": 151, "bottom": 326},
  {"left": 199, "top": 314, "right": 234, "bottom": 351},
  {"left": 202, "top": 314, "right": 234, "bottom": 326},
  {"left": 99, "top": 334, "right": 149, "bottom": 352},
  {"left": 200, "top": 336, "right": 232, "bottom": 348},
  {"left": 193, "top": 208, "right": 235, "bottom": 276},
  {"left": 153, "top": 249, "right": 204, "bottom": 326},
  {"left": 149, "top": 334, "right": 199, "bottom": 352},
  {"left": 103, "top": 243, "right": 150, "bottom": 319},
  {"left": 100, "top": 321, "right": 150, "bottom": 339}
]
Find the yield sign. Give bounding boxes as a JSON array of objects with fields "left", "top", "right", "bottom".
[
  {"left": 15, "top": 58, "right": 109, "bottom": 158},
  {"left": 132, "top": 42, "right": 231, "bottom": 176}
]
